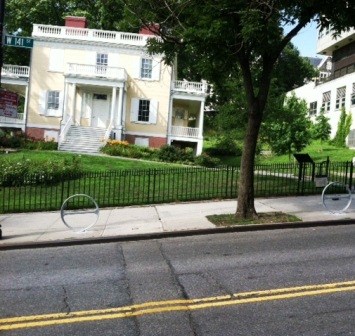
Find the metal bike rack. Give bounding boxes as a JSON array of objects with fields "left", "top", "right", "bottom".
[
  {"left": 60, "top": 194, "right": 100, "bottom": 233},
  {"left": 321, "top": 181, "right": 352, "bottom": 214}
]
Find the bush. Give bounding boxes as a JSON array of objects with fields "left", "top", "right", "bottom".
[
  {"left": 24, "top": 139, "right": 58, "bottom": 150},
  {"left": 157, "top": 145, "right": 195, "bottom": 163},
  {"left": 101, "top": 140, "right": 156, "bottom": 159},
  {"left": 0, "top": 129, "right": 58, "bottom": 150},
  {"left": 205, "top": 136, "right": 242, "bottom": 156},
  {"left": 0, "top": 156, "right": 83, "bottom": 187},
  {"left": 0, "top": 129, "right": 27, "bottom": 148},
  {"left": 195, "top": 152, "right": 220, "bottom": 167}
]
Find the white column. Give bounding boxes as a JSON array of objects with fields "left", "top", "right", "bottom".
[
  {"left": 167, "top": 97, "right": 174, "bottom": 145},
  {"left": 196, "top": 100, "right": 205, "bottom": 155},
  {"left": 63, "top": 81, "right": 69, "bottom": 122},
  {"left": 110, "top": 86, "right": 117, "bottom": 125},
  {"left": 71, "top": 83, "right": 77, "bottom": 124},
  {"left": 22, "top": 84, "right": 29, "bottom": 132},
  {"left": 115, "top": 86, "right": 124, "bottom": 140},
  {"left": 198, "top": 100, "right": 205, "bottom": 138}
]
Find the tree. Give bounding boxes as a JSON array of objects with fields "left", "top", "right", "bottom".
[
  {"left": 312, "top": 109, "right": 331, "bottom": 144},
  {"left": 262, "top": 94, "right": 312, "bottom": 157},
  {"left": 332, "top": 108, "right": 352, "bottom": 147},
  {"left": 120, "top": 0, "right": 354, "bottom": 219}
]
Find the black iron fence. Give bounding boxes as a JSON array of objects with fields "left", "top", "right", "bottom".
[{"left": 0, "top": 162, "right": 353, "bottom": 213}]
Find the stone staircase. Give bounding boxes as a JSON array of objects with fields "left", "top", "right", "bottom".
[{"left": 58, "top": 125, "right": 107, "bottom": 154}]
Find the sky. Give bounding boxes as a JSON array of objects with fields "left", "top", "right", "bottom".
[{"left": 288, "top": 21, "right": 321, "bottom": 58}]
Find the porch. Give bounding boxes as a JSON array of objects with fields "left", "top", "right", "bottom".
[
  {"left": 168, "top": 96, "right": 206, "bottom": 155},
  {"left": 0, "top": 65, "right": 30, "bottom": 130}
]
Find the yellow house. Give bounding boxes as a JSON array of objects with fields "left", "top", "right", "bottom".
[{"left": 1, "top": 17, "right": 208, "bottom": 154}]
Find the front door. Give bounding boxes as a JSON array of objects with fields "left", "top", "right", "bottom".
[{"left": 92, "top": 93, "right": 110, "bottom": 128}]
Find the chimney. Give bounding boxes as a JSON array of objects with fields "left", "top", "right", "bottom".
[
  {"left": 139, "top": 24, "right": 160, "bottom": 36},
  {"left": 65, "top": 16, "right": 88, "bottom": 28}
]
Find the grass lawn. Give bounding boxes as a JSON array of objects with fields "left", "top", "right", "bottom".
[
  {"left": 212, "top": 140, "right": 355, "bottom": 166},
  {"left": 0, "top": 150, "right": 177, "bottom": 172},
  {"left": 207, "top": 212, "right": 301, "bottom": 226}
]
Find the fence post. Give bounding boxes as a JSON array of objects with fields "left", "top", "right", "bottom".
[{"left": 349, "top": 161, "right": 353, "bottom": 191}]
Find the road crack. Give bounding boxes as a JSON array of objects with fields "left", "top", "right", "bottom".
[{"left": 61, "top": 286, "right": 71, "bottom": 315}]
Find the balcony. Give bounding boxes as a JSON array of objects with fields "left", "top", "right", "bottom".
[
  {"left": 172, "top": 80, "right": 208, "bottom": 96},
  {"left": 0, "top": 113, "right": 25, "bottom": 128},
  {"left": 171, "top": 126, "right": 200, "bottom": 138},
  {"left": 65, "top": 63, "right": 127, "bottom": 81},
  {"left": 33, "top": 24, "right": 155, "bottom": 47},
  {"left": 317, "top": 28, "right": 355, "bottom": 55},
  {"left": 1, "top": 65, "right": 30, "bottom": 80}
]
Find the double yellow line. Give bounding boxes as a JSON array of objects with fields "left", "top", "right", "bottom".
[{"left": 1, "top": 280, "right": 355, "bottom": 331}]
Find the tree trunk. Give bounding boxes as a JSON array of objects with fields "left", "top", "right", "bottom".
[{"left": 235, "top": 103, "right": 263, "bottom": 219}]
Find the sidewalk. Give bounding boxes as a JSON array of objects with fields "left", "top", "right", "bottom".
[{"left": 1, "top": 195, "right": 354, "bottom": 248}]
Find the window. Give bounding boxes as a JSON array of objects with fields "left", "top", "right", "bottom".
[
  {"left": 96, "top": 53, "right": 108, "bottom": 66},
  {"left": 93, "top": 94, "right": 107, "bottom": 100},
  {"left": 130, "top": 98, "right": 158, "bottom": 124},
  {"left": 138, "top": 57, "right": 160, "bottom": 80},
  {"left": 96, "top": 53, "right": 108, "bottom": 75},
  {"left": 309, "top": 102, "right": 317, "bottom": 116},
  {"left": 47, "top": 91, "right": 60, "bottom": 110},
  {"left": 138, "top": 99, "right": 150, "bottom": 122},
  {"left": 141, "top": 58, "right": 153, "bottom": 79},
  {"left": 352, "top": 83, "right": 355, "bottom": 106},
  {"left": 41, "top": 90, "right": 62, "bottom": 117},
  {"left": 322, "top": 91, "right": 331, "bottom": 112},
  {"left": 336, "top": 86, "right": 346, "bottom": 110}
]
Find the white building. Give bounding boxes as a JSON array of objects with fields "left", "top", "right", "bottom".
[
  {"left": 291, "top": 27, "right": 355, "bottom": 146},
  {"left": 1, "top": 17, "right": 208, "bottom": 154}
]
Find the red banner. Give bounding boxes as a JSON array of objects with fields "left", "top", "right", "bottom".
[{"left": 0, "top": 90, "right": 19, "bottom": 118}]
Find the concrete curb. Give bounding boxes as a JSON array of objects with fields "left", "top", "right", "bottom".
[{"left": 1, "top": 218, "right": 354, "bottom": 251}]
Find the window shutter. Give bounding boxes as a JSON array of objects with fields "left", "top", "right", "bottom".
[
  {"left": 39, "top": 91, "right": 47, "bottom": 115},
  {"left": 149, "top": 99, "right": 158, "bottom": 124},
  {"left": 130, "top": 98, "right": 139, "bottom": 122},
  {"left": 152, "top": 59, "right": 161, "bottom": 81},
  {"left": 136, "top": 57, "right": 143, "bottom": 79}
]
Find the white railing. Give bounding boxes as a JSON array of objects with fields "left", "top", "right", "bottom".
[
  {"left": 171, "top": 126, "right": 199, "bottom": 138},
  {"left": 33, "top": 24, "right": 154, "bottom": 47},
  {"left": 172, "top": 80, "right": 208, "bottom": 94},
  {"left": 66, "top": 63, "right": 127, "bottom": 80},
  {"left": 59, "top": 115, "right": 73, "bottom": 144},
  {"left": 1, "top": 65, "right": 30, "bottom": 78},
  {"left": 104, "top": 120, "right": 114, "bottom": 142},
  {"left": 0, "top": 113, "right": 25, "bottom": 125}
]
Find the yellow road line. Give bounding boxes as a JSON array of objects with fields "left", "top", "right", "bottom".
[{"left": 1, "top": 280, "right": 355, "bottom": 331}]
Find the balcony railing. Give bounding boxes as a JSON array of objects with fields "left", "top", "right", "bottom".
[
  {"left": 0, "top": 113, "right": 25, "bottom": 125},
  {"left": 65, "top": 63, "right": 127, "bottom": 81},
  {"left": 33, "top": 24, "right": 155, "bottom": 47},
  {"left": 171, "top": 126, "right": 199, "bottom": 138},
  {"left": 1, "top": 65, "right": 30, "bottom": 79},
  {"left": 172, "top": 80, "right": 208, "bottom": 95}
]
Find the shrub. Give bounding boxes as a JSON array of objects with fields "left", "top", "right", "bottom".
[
  {"left": 156, "top": 145, "right": 195, "bottom": 163},
  {"left": 101, "top": 140, "right": 156, "bottom": 159},
  {"left": 205, "top": 136, "right": 242, "bottom": 156},
  {"left": 24, "top": 139, "right": 58, "bottom": 150},
  {"left": 0, "top": 156, "right": 83, "bottom": 187},
  {"left": 0, "top": 129, "right": 27, "bottom": 148},
  {"left": 195, "top": 152, "right": 220, "bottom": 167},
  {"left": 157, "top": 144, "right": 182, "bottom": 162}
]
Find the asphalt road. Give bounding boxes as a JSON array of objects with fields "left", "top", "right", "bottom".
[{"left": 1, "top": 225, "right": 354, "bottom": 335}]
